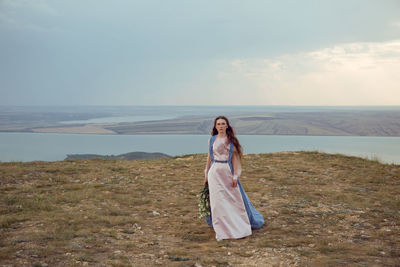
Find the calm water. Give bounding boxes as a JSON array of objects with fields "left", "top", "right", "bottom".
[{"left": 0, "top": 133, "right": 399, "bottom": 164}]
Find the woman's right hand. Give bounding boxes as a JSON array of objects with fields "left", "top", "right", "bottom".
[{"left": 204, "top": 168, "right": 209, "bottom": 185}]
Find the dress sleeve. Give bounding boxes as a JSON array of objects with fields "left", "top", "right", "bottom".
[{"left": 232, "top": 147, "right": 242, "bottom": 177}]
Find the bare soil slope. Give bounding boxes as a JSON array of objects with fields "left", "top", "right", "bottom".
[{"left": 1, "top": 152, "right": 399, "bottom": 266}]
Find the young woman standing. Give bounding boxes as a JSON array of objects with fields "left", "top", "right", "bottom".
[{"left": 204, "top": 116, "right": 264, "bottom": 241}]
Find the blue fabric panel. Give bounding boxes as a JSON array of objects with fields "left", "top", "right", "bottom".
[
  {"left": 228, "top": 142, "right": 233, "bottom": 162},
  {"left": 228, "top": 142, "right": 234, "bottom": 174},
  {"left": 206, "top": 135, "right": 216, "bottom": 227},
  {"left": 206, "top": 214, "right": 213, "bottom": 227},
  {"left": 209, "top": 135, "right": 216, "bottom": 162},
  {"left": 237, "top": 179, "right": 265, "bottom": 229}
]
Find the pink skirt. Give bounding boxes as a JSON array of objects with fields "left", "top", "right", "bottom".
[{"left": 208, "top": 162, "right": 252, "bottom": 240}]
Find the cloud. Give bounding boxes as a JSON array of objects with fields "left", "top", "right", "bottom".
[
  {"left": 393, "top": 21, "right": 400, "bottom": 28},
  {"left": 0, "top": 0, "right": 58, "bottom": 15},
  {"left": 215, "top": 40, "right": 400, "bottom": 105},
  {"left": 0, "top": 0, "right": 59, "bottom": 32}
]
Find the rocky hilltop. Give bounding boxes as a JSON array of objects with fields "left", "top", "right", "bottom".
[{"left": 0, "top": 152, "right": 399, "bottom": 266}]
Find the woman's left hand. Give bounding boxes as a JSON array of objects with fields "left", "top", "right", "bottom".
[{"left": 232, "top": 179, "right": 238, "bottom": 187}]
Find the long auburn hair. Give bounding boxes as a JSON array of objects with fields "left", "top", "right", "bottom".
[{"left": 211, "top": 116, "right": 243, "bottom": 159}]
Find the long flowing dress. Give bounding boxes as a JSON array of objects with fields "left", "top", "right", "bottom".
[{"left": 206, "top": 135, "right": 264, "bottom": 240}]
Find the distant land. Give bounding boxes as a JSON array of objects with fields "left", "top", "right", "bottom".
[
  {"left": 1, "top": 106, "right": 400, "bottom": 136},
  {"left": 65, "top": 151, "right": 170, "bottom": 161},
  {"left": 103, "top": 111, "right": 400, "bottom": 136}
]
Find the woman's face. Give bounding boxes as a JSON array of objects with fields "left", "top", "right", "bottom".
[{"left": 215, "top": 119, "right": 228, "bottom": 134}]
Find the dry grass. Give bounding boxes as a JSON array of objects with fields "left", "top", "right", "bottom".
[{"left": 0, "top": 152, "right": 399, "bottom": 266}]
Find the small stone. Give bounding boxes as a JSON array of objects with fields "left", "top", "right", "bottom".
[
  {"left": 69, "top": 242, "right": 83, "bottom": 249},
  {"left": 141, "top": 253, "right": 155, "bottom": 259},
  {"left": 152, "top": 211, "right": 160, "bottom": 216},
  {"left": 227, "top": 252, "right": 231, "bottom": 256}
]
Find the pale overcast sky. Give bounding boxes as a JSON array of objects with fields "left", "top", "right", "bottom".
[{"left": 0, "top": 0, "right": 399, "bottom": 106}]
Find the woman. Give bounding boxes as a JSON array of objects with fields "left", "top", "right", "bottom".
[{"left": 204, "top": 116, "right": 264, "bottom": 241}]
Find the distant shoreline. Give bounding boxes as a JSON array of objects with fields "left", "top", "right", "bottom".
[
  {"left": 65, "top": 151, "right": 171, "bottom": 161},
  {"left": 18, "top": 111, "right": 400, "bottom": 137},
  {"left": 1, "top": 106, "right": 400, "bottom": 137}
]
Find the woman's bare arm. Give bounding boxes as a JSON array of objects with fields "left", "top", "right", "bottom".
[{"left": 204, "top": 153, "right": 212, "bottom": 184}]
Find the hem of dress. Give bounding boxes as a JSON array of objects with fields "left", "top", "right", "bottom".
[{"left": 216, "top": 231, "right": 252, "bottom": 241}]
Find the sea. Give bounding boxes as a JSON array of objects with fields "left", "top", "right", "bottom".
[
  {"left": 1, "top": 132, "right": 399, "bottom": 164},
  {"left": 1, "top": 105, "right": 400, "bottom": 164}
]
